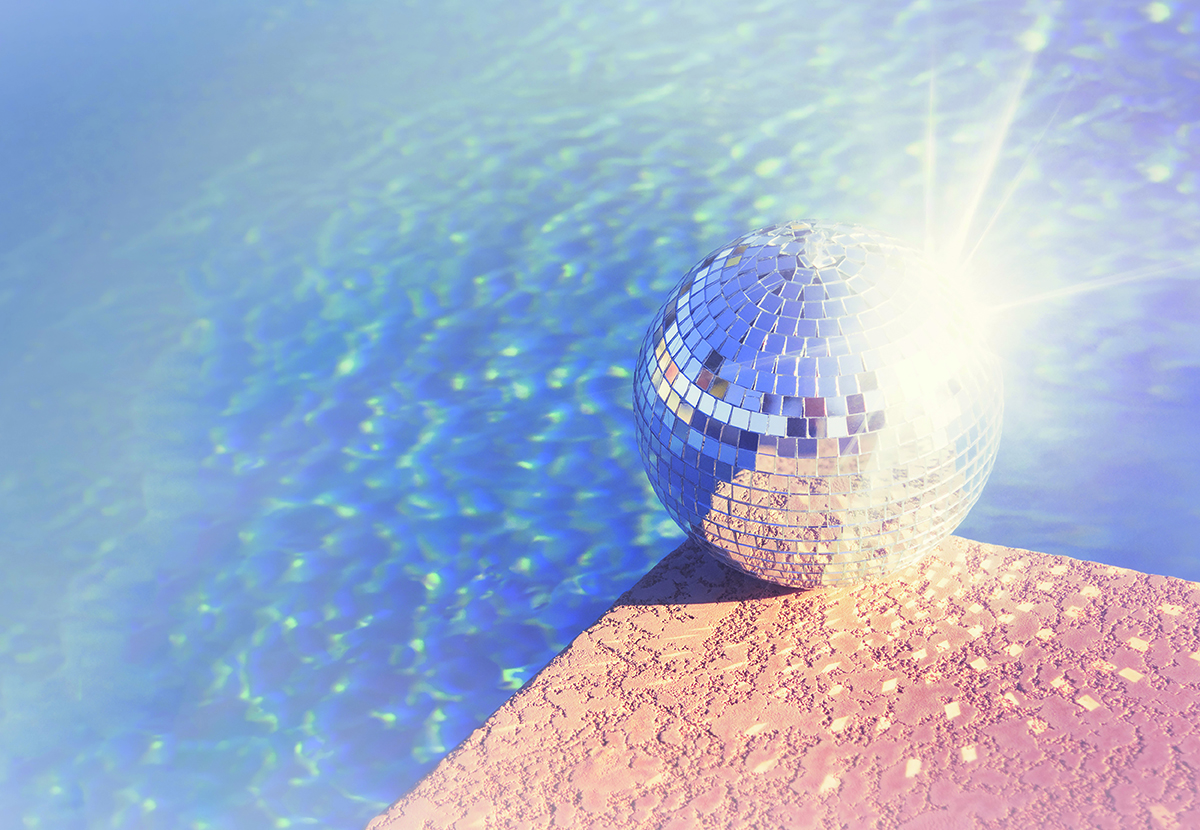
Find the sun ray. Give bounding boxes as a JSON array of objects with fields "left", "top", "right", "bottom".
[
  {"left": 942, "top": 49, "right": 1038, "bottom": 271},
  {"left": 958, "top": 78, "right": 1074, "bottom": 273},
  {"left": 989, "top": 261, "right": 1197, "bottom": 314},
  {"left": 923, "top": 3, "right": 938, "bottom": 258}
]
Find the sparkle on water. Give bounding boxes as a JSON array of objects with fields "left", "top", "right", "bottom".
[{"left": 1, "top": 1, "right": 1198, "bottom": 828}]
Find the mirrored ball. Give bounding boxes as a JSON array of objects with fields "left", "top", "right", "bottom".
[{"left": 633, "top": 221, "right": 1003, "bottom": 587}]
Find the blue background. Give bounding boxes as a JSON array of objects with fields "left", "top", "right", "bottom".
[{"left": 1, "top": 0, "right": 1197, "bottom": 827}]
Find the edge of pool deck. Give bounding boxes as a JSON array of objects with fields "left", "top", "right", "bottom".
[{"left": 368, "top": 536, "right": 1200, "bottom": 829}]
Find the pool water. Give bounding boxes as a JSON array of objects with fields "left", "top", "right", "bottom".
[{"left": 1, "top": 0, "right": 1197, "bottom": 827}]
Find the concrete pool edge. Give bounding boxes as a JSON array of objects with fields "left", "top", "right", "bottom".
[{"left": 369, "top": 536, "right": 1200, "bottom": 828}]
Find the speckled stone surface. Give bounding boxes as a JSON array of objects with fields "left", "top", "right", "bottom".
[{"left": 368, "top": 537, "right": 1200, "bottom": 829}]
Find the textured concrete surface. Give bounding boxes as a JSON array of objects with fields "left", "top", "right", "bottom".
[{"left": 369, "top": 537, "right": 1200, "bottom": 829}]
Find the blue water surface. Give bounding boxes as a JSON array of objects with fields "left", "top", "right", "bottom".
[{"left": 1, "top": 0, "right": 1198, "bottom": 827}]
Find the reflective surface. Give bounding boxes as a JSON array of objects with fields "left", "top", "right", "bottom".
[{"left": 634, "top": 222, "right": 1002, "bottom": 586}]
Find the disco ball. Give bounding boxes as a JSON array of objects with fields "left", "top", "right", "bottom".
[{"left": 632, "top": 220, "right": 1003, "bottom": 588}]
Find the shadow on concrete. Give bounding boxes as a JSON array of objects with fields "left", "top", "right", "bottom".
[{"left": 616, "top": 538, "right": 808, "bottom": 606}]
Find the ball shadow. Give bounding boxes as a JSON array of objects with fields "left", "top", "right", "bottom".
[{"left": 615, "top": 537, "right": 808, "bottom": 607}]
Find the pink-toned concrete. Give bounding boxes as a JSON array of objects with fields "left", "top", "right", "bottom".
[{"left": 369, "top": 536, "right": 1200, "bottom": 829}]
